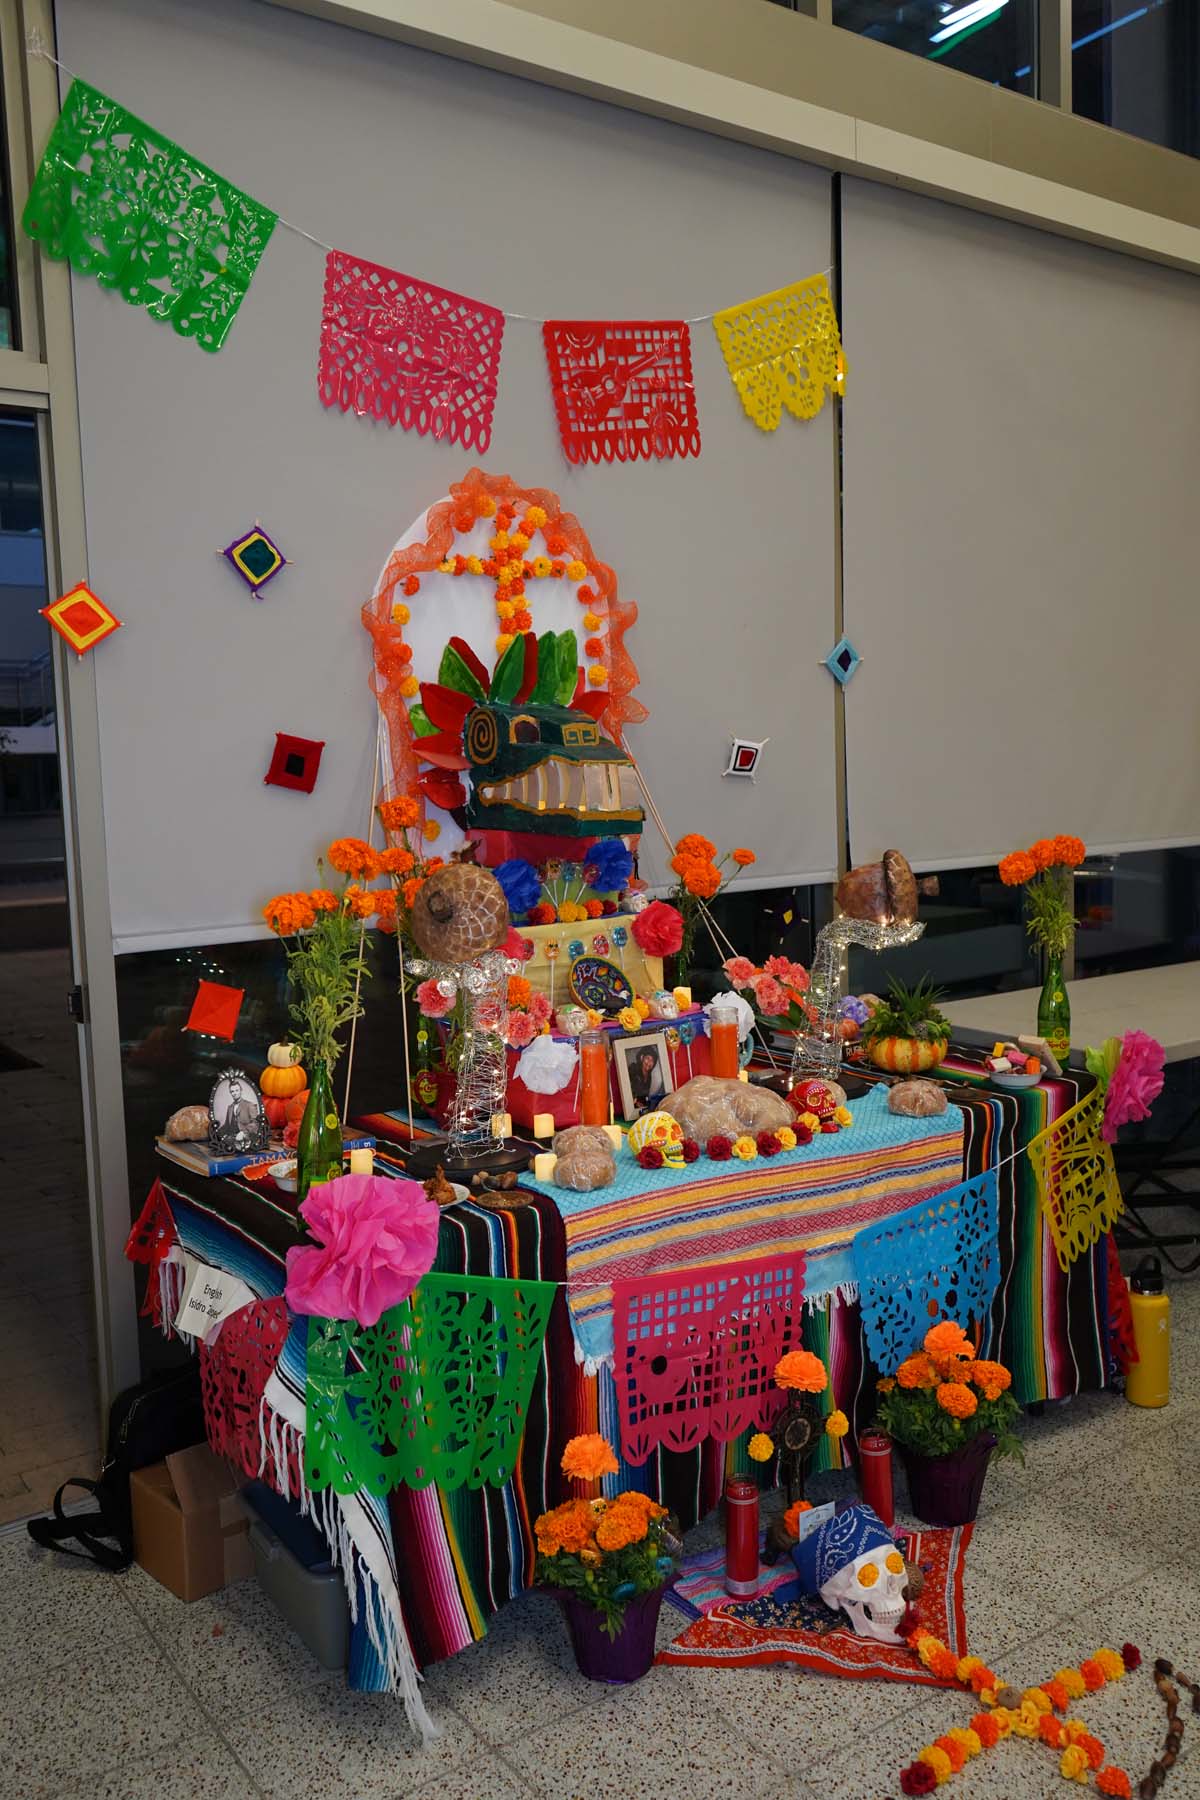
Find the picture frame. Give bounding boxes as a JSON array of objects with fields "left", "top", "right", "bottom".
[
  {"left": 614, "top": 1032, "right": 673, "bottom": 1122},
  {"left": 207, "top": 1067, "right": 270, "bottom": 1154}
]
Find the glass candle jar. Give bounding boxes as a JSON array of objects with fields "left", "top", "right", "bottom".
[
  {"left": 709, "top": 1004, "right": 741, "bottom": 1080},
  {"left": 579, "top": 1029, "right": 610, "bottom": 1126}
]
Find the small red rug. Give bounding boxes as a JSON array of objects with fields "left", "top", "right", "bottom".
[{"left": 657, "top": 1522, "right": 972, "bottom": 1685}]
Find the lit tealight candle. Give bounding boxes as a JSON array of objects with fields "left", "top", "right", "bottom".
[
  {"left": 348, "top": 1147, "right": 374, "bottom": 1175},
  {"left": 491, "top": 1113, "right": 513, "bottom": 1140},
  {"left": 602, "top": 1124, "right": 623, "bottom": 1151},
  {"left": 533, "top": 1112, "right": 555, "bottom": 1139},
  {"left": 737, "top": 1069, "right": 750, "bottom": 1084},
  {"left": 673, "top": 986, "right": 692, "bottom": 1009},
  {"left": 533, "top": 1152, "right": 558, "bottom": 1182}
]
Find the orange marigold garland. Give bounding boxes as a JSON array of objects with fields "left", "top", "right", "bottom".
[{"left": 897, "top": 1636, "right": 1138, "bottom": 1795}]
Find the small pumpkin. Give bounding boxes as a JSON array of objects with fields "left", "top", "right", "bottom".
[
  {"left": 260, "top": 1062, "right": 307, "bottom": 1099},
  {"left": 867, "top": 1037, "right": 947, "bottom": 1074},
  {"left": 267, "top": 1042, "right": 303, "bottom": 1069},
  {"left": 262, "top": 1095, "right": 290, "bottom": 1130},
  {"left": 285, "top": 1087, "right": 311, "bottom": 1124}
]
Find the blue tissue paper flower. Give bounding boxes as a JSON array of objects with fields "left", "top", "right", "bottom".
[
  {"left": 584, "top": 838, "right": 633, "bottom": 895},
  {"left": 494, "top": 859, "right": 542, "bottom": 917}
]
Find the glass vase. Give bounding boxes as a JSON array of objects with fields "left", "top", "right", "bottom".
[
  {"left": 1037, "top": 950, "right": 1071, "bottom": 1065},
  {"left": 295, "top": 1058, "right": 343, "bottom": 1205}
]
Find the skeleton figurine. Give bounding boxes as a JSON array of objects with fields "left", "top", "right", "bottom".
[{"left": 788, "top": 1501, "right": 912, "bottom": 1644}]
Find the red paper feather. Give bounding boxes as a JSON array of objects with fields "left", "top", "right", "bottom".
[
  {"left": 419, "top": 682, "right": 475, "bottom": 735},
  {"left": 514, "top": 632, "right": 539, "bottom": 706},
  {"left": 448, "top": 636, "right": 490, "bottom": 696},
  {"left": 415, "top": 732, "right": 471, "bottom": 771}
]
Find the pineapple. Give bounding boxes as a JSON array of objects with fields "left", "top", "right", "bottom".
[{"left": 861, "top": 976, "right": 952, "bottom": 1073}]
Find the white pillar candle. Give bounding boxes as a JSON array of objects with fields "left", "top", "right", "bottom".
[
  {"left": 491, "top": 1113, "right": 513, "bottom": 1140},
  {"left": 602, "top": 1124, "right": 623, "bottom": 1151},
  {"left": 533, "top": 1112, "right": 555, "bottom": 1139},
  {"left": 348, "top": 1147, "right": 374, "bottom": 1175},
  {"left": 533, "top": 1152, "right": 558, "bottom": 1182}
]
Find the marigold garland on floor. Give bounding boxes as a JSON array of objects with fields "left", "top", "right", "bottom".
[{"left": 896, "top": 1634, "right": 1139, "bottom": 1794}]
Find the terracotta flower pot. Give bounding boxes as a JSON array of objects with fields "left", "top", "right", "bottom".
[
  {"left": 898, "top": 1431, "right": 997, "bottom": 1526},
  {"left": 552, "top": 1585, "right": 666, "bottom": 1684}
]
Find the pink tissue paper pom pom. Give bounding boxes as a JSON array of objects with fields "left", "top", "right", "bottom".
[
  {"left": 723, "top": 956, "right": 757, "bottom": 987},
  {"left": 285, "top": 1173, "right": 439, "bottom": 1328},
  {"left": 416, "top": 977, "right": 453, "bottom": 1019},
  {"left": 1102, "top": 1030, "right": 1165, "bottom": 1142}
]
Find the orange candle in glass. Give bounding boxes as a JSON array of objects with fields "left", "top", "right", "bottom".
[
  {"left": 579, "top": 1029, "right": 610, "bottom": 1126},
  {"left": 709, "top": 1004, "right": 741, "bottom": 1079}
]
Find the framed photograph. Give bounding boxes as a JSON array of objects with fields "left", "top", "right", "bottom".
[
  {"left": 208, "top": 1067, "right": 270, "bottom": 1153},
  {"left": 614, "top": 1032, "right": 673, "bottom": 1121}
]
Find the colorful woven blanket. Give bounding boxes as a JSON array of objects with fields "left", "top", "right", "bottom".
[{"left": 523, "top": 1086, "right": 964, "bottom": 1365}]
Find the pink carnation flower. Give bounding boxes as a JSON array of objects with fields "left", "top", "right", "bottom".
[
  {"left": 752, "top": 974, "right": 790, "bottom": 1016},
  {"left": 505, "top": 1011, "right": 537, "bottom": 1048},
  {"left": 723, "top": 955, "right": 757, "bottom": 987},
  {"left": 528, "top": 991, "right": 552, "bottom": 1027},
  {"left": 284, "top": 1173, "right": 439, "bottom": 1328},
  {"left": 476, "top": 999, "right": 504, "bottom": 1029},
  {"left": 764, "top": 955, "right": 809, "bottom": 991},
  {"left": 1102, "top": 1030, "right": 1165, "bottom": 1142},
  {"left": 416, "top": 977, "right": 453, "bottom": 1019}
]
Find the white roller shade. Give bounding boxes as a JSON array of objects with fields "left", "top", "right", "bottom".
[
  {"left": 841, "top": 178, "right": 1200, "bottom": 872},
  {"left": 62, "top": 0, "right": 839, "bottom": 952}
]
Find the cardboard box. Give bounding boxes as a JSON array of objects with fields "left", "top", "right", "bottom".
[{"left": 130, "top": 1442, "right": 254, "bottom": 1602}]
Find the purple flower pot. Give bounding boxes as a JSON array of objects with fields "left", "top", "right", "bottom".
[
  {"left": 552, "top": 1585, "right": 666, "bottom": 1684},
  {"left": 898, "top": 1432, "right": 998, "bottom": 1527}
]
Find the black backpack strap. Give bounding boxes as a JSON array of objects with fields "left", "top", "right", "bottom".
[{"left": 26, "top": 1479, "right": 132, "bottom": 1572}]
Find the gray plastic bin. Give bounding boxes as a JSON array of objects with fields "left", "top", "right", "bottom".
[{"left": 247, "top": 1517, "right": 350, "bottom": 1670}]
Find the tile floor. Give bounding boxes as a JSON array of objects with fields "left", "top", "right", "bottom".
[
  {"left": 2, "top": 1265, "right": 1196, "bottom": 1799},
  {"left": 0, "top": 946, "right": 100, "bottom": 1526}
]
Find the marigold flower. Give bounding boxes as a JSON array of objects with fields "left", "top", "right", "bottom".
[
  {"left": 309, "top": 889, "right": 338, "bottom": 912},
  {"left": 584, "top": 637, "right": 604, "bottom": 660},
  {"left": 582, "top": 612, "right": 602, "bottom": 631},
  {"left": 916, "top": 1745, "right": 951, "bottom": 1782},
  {"left": 525, "top": 505, "right": 547, "bottom": 528},
  {"left": 731, "top": 1135, "right": 758, "bottom": 1161},
  {"left": 506, "top": 975, "right": 532, "bottom": 1009},
  {"left": 391, "top": 602, "right": 410, "bottom": 625},
  {"left": 966, "top": 1358, "right": 1011, "bottom": 1400},
  {"left": 683, "top": 862, "right": 721, "bottom": 899},
  {"left": 782, "top": 1500, "right": 812, "bottom": 1536},
  {"left": 378, "top": 847, "right": 415, "bottom": 876},
  {"left": 584, "top": 898, "right": 605, "bottom": 920},
  {"left": 566, "top": 559, "right": 588, "bottom": 581},
  {"left": 896, "top": 1353, "right": 939, "bottom": 1390},
  {"left": 401, "top": 876, "right": 425, "bottom": 910},
  {"left": 934, "top": 1735, "right": 965, "bottom": 1773},
  {"left": 777, "top": 1127, "right": 797, "bottom": 1151},
  {"left": 970, "top": 1713, "right": 1000, "bottom": 1749},
  {"left": 421, "top": 819, "right": 440, "bottom": 843},
  {"left": 263, "top": 892, "right": 317, "bottom": 935},
  {"left": 1022, "top": 1687, "right": 1052, "bottom": 1715},
  {"left": 747, "top": 1432, "right": 774, "bottom": 1462},
  {"left": 496, "top": 634, "right": 514, "bottom": 655},
  {"left": 936, "top": 1382, "right": 978, "bottom": 1420},
  {"left": 774, "top": 1349, "right": 828, "bottom": 1393},
  {"left": 1079, "top": 1658, "right": 1104, "bottom": 1691},
  {"left": 587, "top": 665, "right": 608, "bottom": 687},
  {"left": 616, "top": 1006, "right": 642, "bottom": 1033},
  {"left": 529, "top": 902, "right": 557, "bottom": 925},
  {"left": 947, "top": 1727, "right": 981, "bottom": 1760},
  {"left": 1096, "top": 1770, "right": 1132, "bottom": 1797},
  {"left": 560, "top": 1433, "right": 619, "bottom": 1483},
  {"left": 998, "top": 850, "right": 1037, "bottom": 886},
  {"left": 595, "top": 1509, "right": 645, "bottom": 1552},
  {"left": 1038, "top": 1714, "right": 1067, "bottom": 1749},
  {"left": 1053, "top": 834, "right": 1086, "bottom": 868},
  {"left": 876, "top": 1376, "right": 896, "bottom": 1394},
  {"left": 825, "top": 1409, "right": 849, "bottom": 1439},
  {"left": 327, "top": 837, "right": 382, "bottom": 880},
  {"left": 1056, "top": 1667, "right": 1087, "bottom": 1699},
  {"left": 343, "top": 885, "right": 376, "bottom": 921},
  {"left": 399, "top": 675, "right": 419, "bottom": 698},
  {"left": 372, "top": 889, "right": 397, "bottom": 929},
  {"left": 1042, "top": 1678, "right": 1070, "bottom": 1712},
  {"left": 924, "top": 1320, "right": 974, "bottom": 1363},
  {"left": 834, "top": 1105, "right": 853, "bottom": 1128},
  {"left": 1093, "top": 1648, "right": 1125, "bottom": 1681},
  {"left": 1061, "top": 1745, "right": 1089, "bottom": 1782},
  {"left": 513, "top": 609, "right": 533, "bottom": 633},
  {"left": 731, "top": 847, "right": 756, "bottom": 866}
]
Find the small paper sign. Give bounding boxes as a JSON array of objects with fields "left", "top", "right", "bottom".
[{"left": 174, "top": 1259, "right": 256, "bottom": 1341}]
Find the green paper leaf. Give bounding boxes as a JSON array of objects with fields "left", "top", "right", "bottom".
[
  {"left": 553, "top": 631, "right": 579, "bottom": 707},
  {"left": 438, "top": 642, "right": 486, "bottom": 702},
  {"left": 22, "top": 80, "right": 276, "bottom": 353},
  {"left": 531, "top": 632, "right": 562, "bottom": 704},
  {"left": 408, "top": 704, "right": 438, "bottom": 739},
  {"left": 489, "top": 633, "right": 527, "bottom": 703},
  {"left": 1085, "top": 1037, "right": 1121, "bottom": 1091}
]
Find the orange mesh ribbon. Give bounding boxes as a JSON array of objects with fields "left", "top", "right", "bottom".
[{"left": 363, "top": 469, "right": 646, "bottom": 828}]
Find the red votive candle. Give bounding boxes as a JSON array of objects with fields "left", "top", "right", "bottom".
[
  {"left": 709, "top": 1005, "right": 741, "bottom": 1080},
  {"left": 858, "top": 1427, "right": 894, "bottom": 1527},
  {"left": 724, "top": 1474, "right": 760, "bottom": 1596},
  {"left": 579, "top": 1029, "right": 610, "bottom": 1127}
]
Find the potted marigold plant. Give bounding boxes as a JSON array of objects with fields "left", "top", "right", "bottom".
[
  {"left": 874, "top": 1322, "right": 1023, "bottom": 1527},
  {"left": 536, "top": 1433, "right": 680, "bottom": 1682}
]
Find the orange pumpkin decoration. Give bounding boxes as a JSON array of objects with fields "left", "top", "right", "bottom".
[
  {"left": 285, "top": 1088, "right": 310, "bottom": 1124},
  {"left": 262, "top": 1095, "right": 290, "bottom": 1130},
  {"left": 260, "top": 1062, "right": 307, "bottom": 1099},
  {"left": 867, "top": 1038, "right": 947, "bottom": 1074}
]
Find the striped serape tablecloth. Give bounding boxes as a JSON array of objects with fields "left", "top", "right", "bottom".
[{"left": 521, "top": 1084, "right": 964, "bottom": 1367}]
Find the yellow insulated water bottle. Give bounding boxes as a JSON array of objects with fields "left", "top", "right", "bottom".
[{"left": 1126, "top": 1256, "right": 1170, "bottom": 1408}]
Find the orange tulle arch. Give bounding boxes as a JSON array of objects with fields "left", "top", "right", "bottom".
[{"left": 362, "top": 468, "right": 646, "bottom": 820}]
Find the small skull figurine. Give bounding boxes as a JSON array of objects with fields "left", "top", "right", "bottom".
[{"left": 628, "top": 1109, "right": 685, "bottom": 1169}]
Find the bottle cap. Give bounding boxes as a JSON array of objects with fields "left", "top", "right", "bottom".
[{"left": 1132, "top": 1256, "right": 1165, "bottom": 1295}]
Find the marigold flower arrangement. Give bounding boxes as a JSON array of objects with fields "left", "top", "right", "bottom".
[
  {"left": 535, "top": 1435, "right": 680, "bottom": 1637},
  {"left": 263, "top": 841, "right": 379, "bottom": 1070},
  {"left": 664, "top": 833, "right": 757, "bottom": 981},
  {"left": 875, "top": 1321, "right": 1023, "bottom": 1463},
  {"left": 999, "top": 834, "right": 1086, "bottom": 959}
]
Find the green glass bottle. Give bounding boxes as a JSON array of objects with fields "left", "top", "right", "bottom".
[
  {"left": 1037, "top": 950, "right": 1071, "bottom": 1066},
  {"left": 410, "top": 1013, "right": 441, "bottom": 1117},
  {"left": 295, "top": 1058, "right": 343, "bottom": 1203}
]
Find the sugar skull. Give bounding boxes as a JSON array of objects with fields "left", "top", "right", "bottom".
[
  {"left": 788, "top": 1079, "right": 838, "bottom": 1123},
  {"left": 628, "top": 1109, "right": 684, "bottom": 1169}
]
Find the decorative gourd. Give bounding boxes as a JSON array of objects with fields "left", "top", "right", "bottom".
[
  {"left": 868, "top": 1037, "right": 947, "bottom": 1074},
  {"left": 285, "top": 1087, "right": 310, "bottom": 1124},
  {"left": 267, "top": 1043, "right": 302, "bottom": 1068},
  {"left": 262, "top": 1095, "right": 290, "bottom": 1130},
  {"left": 859, "top": 977, "right": 951, "bottom": 1076},
  {"left": 260, "top": 1061, "right": 307, "bottom": 1099}
]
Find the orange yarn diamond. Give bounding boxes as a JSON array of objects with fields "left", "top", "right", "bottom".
[{"left": 41, "top": 582, "right": 122, "bottom": 655}]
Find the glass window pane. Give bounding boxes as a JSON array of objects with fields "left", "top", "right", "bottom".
[
  {"left": 832, "top": 0, "right": 1037, "bottom": 94},
  {"left": 1072, "top": 0, "right": 1198, "bottom": 159},
  {"left": 0, "top": 73, "right": 19, "bottom": 348}
]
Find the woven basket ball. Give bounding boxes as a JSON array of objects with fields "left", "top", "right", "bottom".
[{"left": 409, "top": 863, "right": 510, "bottom": 964}]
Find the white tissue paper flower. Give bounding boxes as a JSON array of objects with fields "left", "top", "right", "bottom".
[
  {"left": 516, "top": 1035, "right": 580, "bottom": 1095},
  {"left": 704, "top": 990, "right": 755, "bottom": 1042}
]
